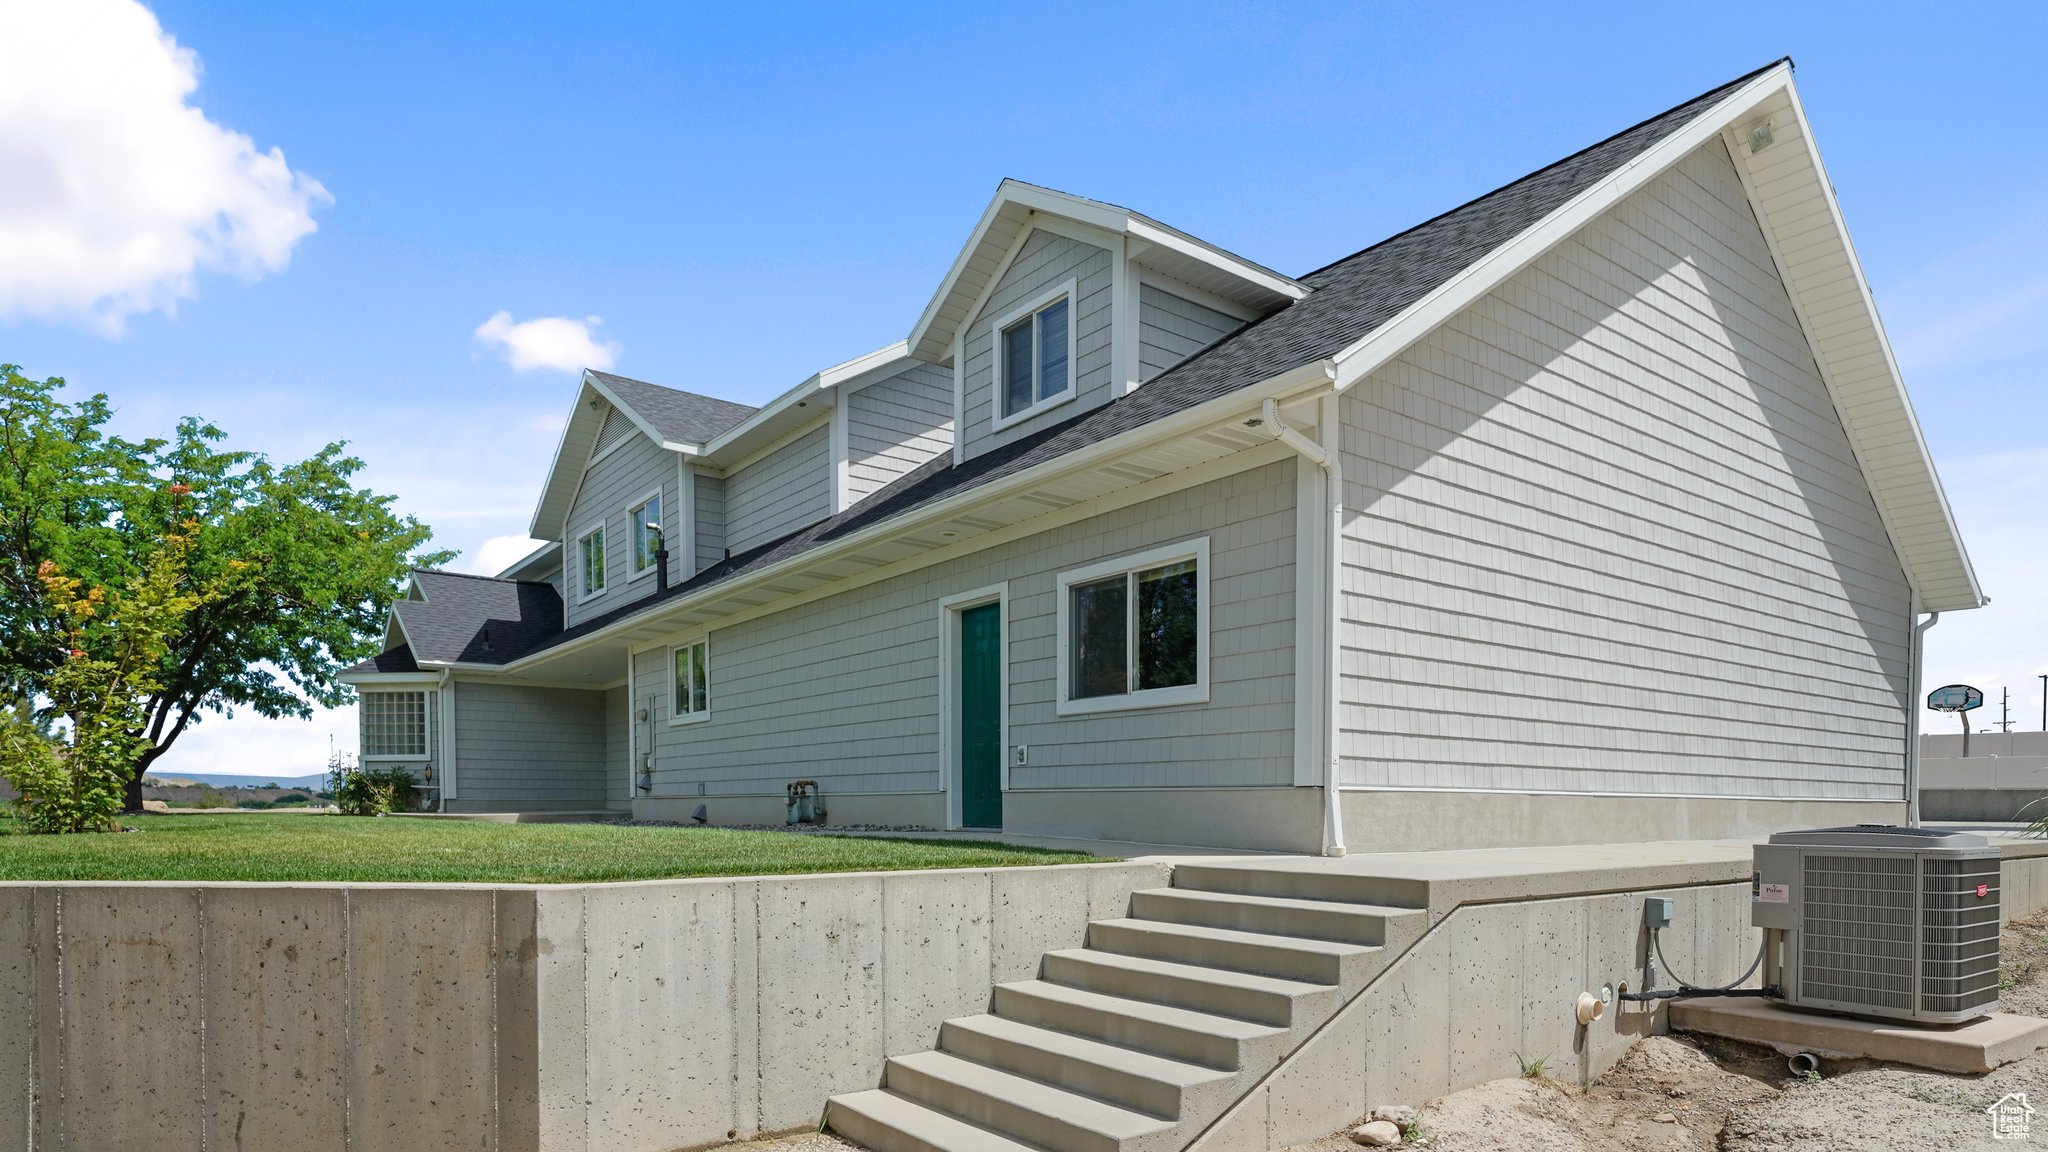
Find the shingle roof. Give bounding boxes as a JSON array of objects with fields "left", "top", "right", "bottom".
[
  {"left": 588, "top": 370, "right": 757, "bottom": 446},
  {"left": 381, "top": 64, "right": 1778, "bottom": 671},
  {"left": 346, "top": 570, "right": 564, "bottom": 673},
  {"left": 343, "top": 643, "right": 423, "bottom": 675}
]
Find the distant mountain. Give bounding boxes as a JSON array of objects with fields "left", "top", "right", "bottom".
[{"left": 142, "top": 771, "right": 331, "bottom": 790}]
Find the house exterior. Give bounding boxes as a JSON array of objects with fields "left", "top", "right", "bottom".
[{"left": 341, "top": 60, "right": 1984, "bottom": 854}]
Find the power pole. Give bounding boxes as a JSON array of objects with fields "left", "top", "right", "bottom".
[
  {"left": 2039, "top": 673, "right": 2046, "bottom": 732},
  {"left": 1998, "top": 687, "right": 2014, "bottom": 733}
]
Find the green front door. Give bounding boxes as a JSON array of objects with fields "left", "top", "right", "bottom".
[{"left": 959, "top": 601, "right": 1003, "bottom": 829}]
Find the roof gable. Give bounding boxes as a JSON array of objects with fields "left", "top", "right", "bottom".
[
  {"left": 528, "top": 372, "right": 756, "bottom": 539},
  {"left": 907, "top": 180, "right": 1307, "bottom": 363},
  {"left": 1308, "top": 59, "right": 1980, "bottom": 611}
]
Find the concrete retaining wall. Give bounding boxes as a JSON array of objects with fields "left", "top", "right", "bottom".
[
  {"left": 8, "top": 846, "right": 2044, "bottom": 1152},
  {"left": 0, "top": 861, "right": 1168, "bottom": 1152}
]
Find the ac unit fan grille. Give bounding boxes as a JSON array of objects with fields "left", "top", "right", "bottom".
[
  {"left": 1800, "top": 853, "right": 1916, "bottom": 1011},
  {"left": 1920, "top": 858, "right": 2002, "bottom": 1016}
]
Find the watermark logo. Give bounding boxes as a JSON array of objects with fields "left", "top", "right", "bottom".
[{"left": 1989, "top": 1092, "right": 2035, "bottom": 1140}]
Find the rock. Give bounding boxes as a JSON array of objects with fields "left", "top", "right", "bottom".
[
  {"left": 1371, "top": 1106, "right": 1417, "bottom": 1126},
  {"left": 1351, "top": 1120, "right": 1402, "bottom": 1146},
  {"left": 141, "top": 799, "right": 170, "bottom": 813},
  {"left": 1653, "top": 1112, "right": 1678, "bottom": 1124}
]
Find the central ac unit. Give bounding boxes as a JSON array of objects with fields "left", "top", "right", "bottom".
[{"left": 1753, "top": 825, "right": 2002, "bottom": 1024}]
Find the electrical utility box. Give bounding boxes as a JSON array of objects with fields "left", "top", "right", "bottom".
[{"left": 1753, "top": 825, "right": 2001, "bottom": 1024}]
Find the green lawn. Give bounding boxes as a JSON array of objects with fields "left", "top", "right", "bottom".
[{"left": 0, "top": 812, "right": 1102, "bottom": 883}]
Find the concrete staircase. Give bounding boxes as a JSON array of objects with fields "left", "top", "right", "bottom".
[{"left": 827, "top": 863, "right": 1428, "bottom": 1152}]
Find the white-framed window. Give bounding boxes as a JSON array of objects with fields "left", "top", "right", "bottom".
[
  {"left": 1055, "top": 538, "right": 1209, "bottom": 715},
  {"left": 630, "top": 490, "right": 663, "bottom": 579},
  {"left": 576, "top": 520, "right": 607, "bottom": 601},
  {"left": 361, "top": 690, "right": 429, "bottom": 758},
  {"left": 990, "top": 280, "right": 1076, "bottom": 430},
  {"left": 670, "top": 638, "right": 709, "bottom": 724}
]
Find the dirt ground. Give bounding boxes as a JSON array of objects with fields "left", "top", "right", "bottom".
[{"left": 1286, "top": 910, "right": 2048, "bottom": 1152}]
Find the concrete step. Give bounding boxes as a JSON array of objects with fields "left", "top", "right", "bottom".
[
  {"left": 886, "top": 1050, "right": 1175, "bottom": 1152},
  {"left": 1129, "top": 887, "right": 1420, "bottom": 946},
  {"left": 1040, "top": 948, "right": 1339, "bottom": 1029},
  {"left": 1170, "top": 862, "right": 1430, "bottom": 910},
  {"left": 990, "top": 980, "right": 1286, "bottom": 1072},
  {"left": 827, "top": 1088, "right": 1046, "bottom": 1152},
  {"left": 939, "top": 1014, "right": 1233, "bottom": 1121},
  {"left": 1086, "top": 918, "right": 1373, "bottom": 988}
]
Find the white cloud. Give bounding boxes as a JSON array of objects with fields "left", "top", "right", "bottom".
[
  {"left": 474, "top": 311, "right": 620, "bottom": 373},
  {"left": 468, "top": 534, "right": 552, "bottom": 576},
  {"left": 0, "top": 0, "right": 329, "bottom": 330}
]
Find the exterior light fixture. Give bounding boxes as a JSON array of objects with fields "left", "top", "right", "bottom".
[{"left": 1747, "top": 119, "right": 1774, "bottom": 154}]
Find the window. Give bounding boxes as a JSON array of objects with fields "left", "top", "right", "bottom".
[
  {"left": 992, "top": 282, "right": 1075, "bottom": 427},
  {"left": 631, "top": 492, "right": 663, "bottom": 578},
  {"left": 671, "top": 639, "right": 709, "bottom": 723},
  {"left": 577, "top": 522, "right": 607, "bottom": 600},
  {"left": 361, "top": 691, "right": 428, "bottom": 758},
  {"left": 1056, "top": 539, "right": 1209, "bottom": 714}
]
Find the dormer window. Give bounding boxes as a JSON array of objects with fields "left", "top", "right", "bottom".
[
  {"left": 576, "top": 521, "right": 607, "bottom": 602},
  {"left": 630, "top": 491, "right": 663, "bottom": 579},
  {"left": 992, "top": 281, "right": 1075, "bottom": 429}
]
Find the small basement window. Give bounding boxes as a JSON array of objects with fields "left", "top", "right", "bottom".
[
  {"left": 671, "top": 639, "right": 709, "bottom": 724},
  {"left": 361, "top": 691, "right": 429, "bottom": 758},
  {"left": 992, "top": 282, "right": 1075, "bottom": 427},
  {"left": 577, "top": 522, "right": 607, "bottom": 600},
  {"left": 631, "top": 492, "right": 663, "bottom": 578},
  {"left": 1056, "top": 539, "right": 1209, "bottom": 715}
]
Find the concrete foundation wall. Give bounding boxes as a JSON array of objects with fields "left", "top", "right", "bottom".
[
  {"left": 1338, "top": 791, "right": 1907, "bottom": 854},
  {"left": 0, "top": 862, "right": 1166, "bottom": 1152}
]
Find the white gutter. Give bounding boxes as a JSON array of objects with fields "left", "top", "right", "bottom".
[
  {"left": 1257, "top": 393, "right": 1347, "bottom": 857},
  {"left": 1906, "top": 595, "right": 1938, "bottom": 827}
]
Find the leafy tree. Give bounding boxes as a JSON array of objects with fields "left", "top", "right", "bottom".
[
  {"left": 0, "top": 365, "right": 451, "bottom": 812},
  {"left": 3, "top": 513, "right": 220, "bottom": 832},
  {"left": 0, "top": 366, "right": 154, "bottom": 699}
]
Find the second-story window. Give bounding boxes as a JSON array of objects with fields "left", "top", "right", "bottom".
[
  {"left": 578, "top": 522, "right": 607, "bottom": 600},
  {"left": 994, "top": 285, "right": 1073, "bottom": 426},
  {"left": 631, "top": 492, "right": 663, "bottom": 579}
]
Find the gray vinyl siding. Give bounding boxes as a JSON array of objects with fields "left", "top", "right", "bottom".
[
  {"left": 452, "top": 681, "right": 609, "bottom": 802},
  {"left": 1335, "top": 139, "right": 1912, "bottom": 801},
  {"left": 604, "top": 685, "right": 629, "bottom": 801},
  {"left": 634, "top": 459, "right": 1295, "bottom": 798},
  {"left": 724, "top": 422, "right": 831, "bottom": 556},
  {"left": 693, "top": 469, "right": 726, "bottom": 573},
  {"left": 563, "top": 434, "right": 682, "bottom": 628},
  {"left": 960, "top": 230, "right": 1116, "bottom": 460},
  {"left": 1138, "top": 283, "right": 1243, "bottom": 382},
  {"left": 846, "top": 361, "right": 955, "bottom": 505}
]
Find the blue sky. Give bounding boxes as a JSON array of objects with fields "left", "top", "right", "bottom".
[{"left": 4, "top": 2, "right": 2046, "bottom": 774}]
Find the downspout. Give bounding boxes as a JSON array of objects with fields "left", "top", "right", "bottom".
[
  {"left": 1258, "top": 394, "right": 1347, "bottom": 857},
  {"left": 1906, "top": 594, "right": 1938, "bottom": 827}
]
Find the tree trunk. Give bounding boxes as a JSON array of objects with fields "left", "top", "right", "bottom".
[{"left": 123, "top": 770, "right": 145, "bottom": 814}]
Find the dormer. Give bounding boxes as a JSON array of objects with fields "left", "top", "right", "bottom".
[{"left": 908, "top": 180, "right": 1307, "bottom": 463}]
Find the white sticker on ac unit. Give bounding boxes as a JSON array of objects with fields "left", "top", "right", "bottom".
[{"left": 1759, "top": 883, "right": 1790, "bottom": 904}]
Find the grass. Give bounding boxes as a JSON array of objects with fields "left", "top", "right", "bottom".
[{"left": 0, "top": 812, "right": 1104, "bottom": 883}]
